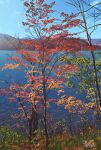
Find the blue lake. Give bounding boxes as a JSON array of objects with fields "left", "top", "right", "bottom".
[{"left": 0, "top": 50, "right": 100, "bottom": 128}]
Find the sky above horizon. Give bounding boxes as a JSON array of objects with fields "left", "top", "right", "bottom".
[{"left": 0, "top": 0, "right": 101, "bottom": 39}]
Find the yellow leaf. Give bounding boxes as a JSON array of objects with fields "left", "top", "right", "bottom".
[{"left": 2, "top": 63, "right": 20, "bottom": 70}]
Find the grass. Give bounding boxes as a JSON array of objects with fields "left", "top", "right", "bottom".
[{"left": 0, "top": 126, "right": 101, "bottom": 150}]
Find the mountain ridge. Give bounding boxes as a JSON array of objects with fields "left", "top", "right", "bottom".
[
  {"left": 0, "top": 33, "right": 21, "bottom": 50},
  {"left": 0, "top": 33, "right": 101, "bottom": 50}
]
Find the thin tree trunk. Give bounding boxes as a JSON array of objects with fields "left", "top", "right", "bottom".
[
  {"left": 28, "top": 63, "right": 38, "bottom": 142},
  {"left": 43, "top": 75, "right": 49, "bottom": 148},
  {"left": 44, "top": 100, "right": 49, "bottom": 147},
  {"left": 90, "top": 51, "right": 101, "bottom": 106},
  {"left": 28, "top": 108, "right": 38, "bottom": 142},
  {"left": 79, "top": 2, "right": 101, "bottom": 107},
  {"left": 87, "top": 35, "right": 101, "bottom": 122}
]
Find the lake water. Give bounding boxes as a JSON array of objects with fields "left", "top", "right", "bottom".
[{"left": 0, "top": 50, "right": 100, "bottom": 129}]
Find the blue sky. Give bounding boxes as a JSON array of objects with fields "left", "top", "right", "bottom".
[{"left": 0, "top": 0, "right": 101, "bottom": 38}]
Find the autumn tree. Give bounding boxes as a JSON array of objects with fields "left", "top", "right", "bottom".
[
  {"left": 0, "top": 0, "right": 84, "bottom": 146},
  {"left": 65, "top": 0, "right": 101, "bottom": 113}
]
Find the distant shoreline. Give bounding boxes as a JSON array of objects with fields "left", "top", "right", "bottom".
[{"left": 0, "top": 49, "right": 17, "bottom": 51}]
